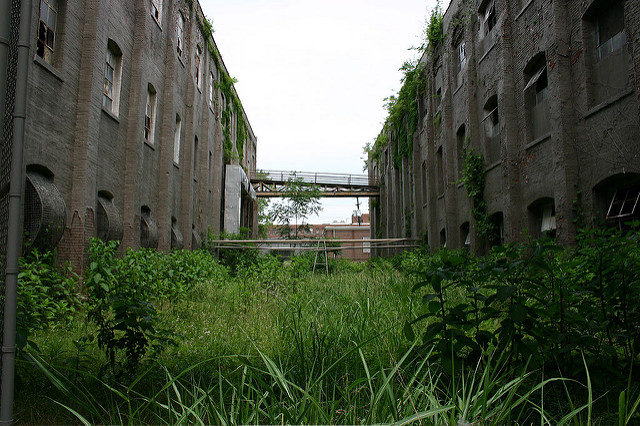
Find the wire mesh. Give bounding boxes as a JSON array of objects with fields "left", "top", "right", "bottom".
[{"left": 0, "top": 0, "right": 22, "bottom": 360}]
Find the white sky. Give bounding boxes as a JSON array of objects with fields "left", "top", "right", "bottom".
[{"left": 201, "top": 0, "right": 446, "bottom": 223}]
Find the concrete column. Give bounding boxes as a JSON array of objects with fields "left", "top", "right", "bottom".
[{"left": 120, "top": 0, "right": 148, "bottom": 251}]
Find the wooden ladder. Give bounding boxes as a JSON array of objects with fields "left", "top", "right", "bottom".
[{"left": 312, "top": 240, "right": 329, "bottom": 274}]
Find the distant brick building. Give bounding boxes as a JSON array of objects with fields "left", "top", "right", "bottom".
[
  {"left": 267, "top": 214, "right": 371, "bottom": 261},
  {"left": 369, "top": 0, "right": 640, "bottom": 255},
  {"left": 11, "top": 0, "right": 257, "bottom": 271}
]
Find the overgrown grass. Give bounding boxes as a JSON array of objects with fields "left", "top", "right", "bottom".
[{"left": 13, "top": 235, "right": 640, "bottom": 424}]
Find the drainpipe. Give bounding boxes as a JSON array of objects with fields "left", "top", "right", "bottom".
[
  {"left": 0, "top": 0, "right": 11, "bottom": 132},
  {"left": 1, "top": 0, "right": 32, "bottom": 423}
]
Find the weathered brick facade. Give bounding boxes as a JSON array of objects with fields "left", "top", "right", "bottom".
[
  {"left": 370, "top": 0, "right": 640, "bottom": 255},
  {"left": 20, "top": 0, "right": 257, "bottom": 271}
]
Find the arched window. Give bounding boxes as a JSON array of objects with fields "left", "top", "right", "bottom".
[
  {"left": 103, "top": 39, "right": 123, "bottom": 116},
  {"left": 460, "top": 221, "right": 470, "bottom": 248},
  {"left": 488, "top": 212, "right": 504, "bottom": 247},
  {"left": 528, "top": 198, "right": 556, "bottom": 239},
  {"left": 144, "top": 83, "right": 157, "bottom": 144},
  {"left": 456, "top": 124, "right": 466, "bottom": 180},
  {"left": 440, "top": 227, "right": 447, "bottom": 248},
  {"left": 479, "top": 0, "right": 497, "bottom": 38},
  {"left": 174, "top": 114, "right": 182, "bottom": 164}
]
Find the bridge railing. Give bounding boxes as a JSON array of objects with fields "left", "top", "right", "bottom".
[{"left": 251, "top": 170, "right": 377, "bottom": 187}]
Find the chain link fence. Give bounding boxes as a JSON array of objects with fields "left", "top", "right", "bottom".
[{"left": 1, "top": 0, "right": 22, "bottom": 359}]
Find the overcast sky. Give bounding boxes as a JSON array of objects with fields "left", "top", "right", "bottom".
[{"left": 201, "top": 0, "right": 445, "bottom": 223}]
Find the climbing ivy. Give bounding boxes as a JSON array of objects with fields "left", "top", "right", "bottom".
[
  {"left": 425, "top": 3, "right": 444, "bottom": 48},
  {"left": 199, "top": 14, "right": 250, "bottom": 164},
  {"left": 460, "top": 148, "right": 494, "bottom": 240}
]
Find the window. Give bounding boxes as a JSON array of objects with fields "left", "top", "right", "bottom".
[
  {"left": 596, "top": 1, "right": 625, "bottom": 60},
  {"left": 489, "top": 212, "right": 504, "bottom": 247},
  {"left": 174, "top": 114, "right": 182, "bottom": 164},
  {"left": 144, "top": 84, "right": 157, "bottom": 144},
  {"left": 421, "top": 160, "right": 428, "bottom": 203},
  {"left": 195, "top": 45, "right": 202, "bottom": 88},
  {"left": 456, "top": 41, "right": 467, "bottom": 74},
  {"left": 456, "top": 124, "right": 466, "bottom": 180},
  {"left": 208, "top": 151, "right": 213, "bottom": 186},
  {"left": 480, "top": 0, "right": 497, "bottom": 37},
  {"left": 524, "top": 54, "right": 549, "bottom": 140},
  {"left": 209, "top": 72, "right": 215, "bottom": 108},
  {"left": 483, "top": 95, "right": 500, "bottom": 163},
  {"left": 528, "top": 199, "right": 556, "bottom": 238},
  {"left": 37, "top": 0, "right": 57, "bottom": 64},
  {"left": 440, "top": 228, "right": 447, "bottom": 247},
  {"left": 460, "top": 222, "right": 470, "bottom": 248},
  {"left": 193, "top": 136, "right": 199, "bottom": 178},
  {"left": 176, "top": 12, "right": 185, "bottom": 57},
  {"left": 151, "top": 0, "right": 162, "bottom": 23},
  {"left": 436, "top": 146, "right": 444, "bottom": 196},
  {"left": 103, "top": 40, "right": 123, "bottom": 115},
  {"left": 607, "top": 186, "right": 640, "bottom": 221}
]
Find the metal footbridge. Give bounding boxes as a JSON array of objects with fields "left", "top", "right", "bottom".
[{"left": 250, "top": 170, "right": 379, "bottom": 198}]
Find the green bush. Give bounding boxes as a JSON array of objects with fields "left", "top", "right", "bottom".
[{"left": 17, "top": 250, "right": 80, "bottom": 350}]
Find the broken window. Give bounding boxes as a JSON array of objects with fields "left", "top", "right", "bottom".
[
  {"left": 482, "top": 95, "right": 500, "bottom": 163},
  {"left": 421, "top": 160, "right": 428, "bottom": 203},
  {"left": 103, "top": 40, "right": 122, "bottom": 115},
  {"left": 151, "top": 0, "right": 162, "bottom": 23},
  {"left": 607, "top": 185, "right": 640, "bottom": 221},
  {"left": 524, "top": 54, "right": 549, "bottom": 140},
  {"left": 195, "top": 45, "right": 202, "bottom": 88},
  {"left": 176, "top": 12, "right": 185, "bottom": 57},
  {"left": 440, "top": 227, "right": 447, "bottom": 247},
  {"left": 37, "top": 0, "right": 57, "bottom": 64},
  {"left": 489, "top": 212, "right": 504, "bottom": 247},
  {"left": 596, "top": 1, "right": 625, "bottom": 60},
  {"left": 541, "top": 204, "right": 556, "bottom": 235},
  {"left": 174, "top": 114, "right": 182, "bottom": 164},
  {"left": 456, "top": 41, "right": 467, "bottom": 75},
  {"left": 528, "top": 198, "right": 556, "bottom": 238},
  {"left": 144, "top": 84, "right": 157, "bottom": 144},
  {"left": 480, "top": 0, "right": 497, "bottom": 38},
  {"left": 460, "top": 222, "right": 470, "bottom": 248}
]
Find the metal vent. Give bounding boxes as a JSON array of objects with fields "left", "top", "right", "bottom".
[
  {"left": 23, "top": 171, "right": 66, "bottom": 252},
  {"left": 171, "top": 221, "right": 184, "bottom": 249},
  {"left": 191, "top": 226, "right": 201, "bottom": 250},
  {"left": 140, "top": 208, "right": 158, "bottom": 249},
  {"left": 96, "top": 195, "right": 123, "bottom": 241}
]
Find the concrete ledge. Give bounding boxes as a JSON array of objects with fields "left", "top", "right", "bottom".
[
  {"left": 525, "top": 133, "right": 551, "bottom": 151},
  {"left": 101, "top": 107, "right": 120, "bottom": 123},
  {"left": 583, "top": 89, "right": 634, "bottom": 119},
  {"left": 33, "top": 55, "right": 64, "bottom": 82},
  {"left": 486, "top": 160, "right": 502, "bottom": 171},
  {"left": 478, "top": 41, "right": 496, "bottom": 64},
  {"left": 515, "top": 0, "right": 535, "bottom": 21}
]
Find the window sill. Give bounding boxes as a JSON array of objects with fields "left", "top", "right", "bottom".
[
  {"left": 197, "top": 86, "right": 202, "bottom": 94},
  {"left": 173, "top": 162, "right": 180, "bottom": 169},
  {"left": 144, "top": 140, "right": 155, "bottom": 150},
  {"left": 101, "top": 107, "right": 120, "bottom": 123},
  {"left": 33, "top": 54, "right": 63, "bottom": 82},
  {"left": 177, "top": 55, "right": 185, "bottom": 68},
  {"left": 209, "top": 104, "right": 215, "bottom": 115},
  {"left": 437, "top": 193, "right": 445, "bottom": 200},
  {"left": 453, "top": 82, "right": 463, "bottom": 96},
  {"left": 457, "top": 181, "right": 465, "bottom": 189},
  {"left": 478, "top": 41, "right": 496, "bottom": 64},
  {"left": 486, "top": 160, "right": 502, "bottom": 171},
  {"left": 583, "top": 89, "right": 634, "bottom": 119},
  {"left": 515, "top": 0, "right": 535, "bottom": 21},
  {"left": 152, "top": 15, "right": 162, "bottom": 31},
  {"left": 422, "top": 203, "right": 428, "bottom": 209},
  {"left": 525, "top": 133, "right": 551, "bottom": 150}
]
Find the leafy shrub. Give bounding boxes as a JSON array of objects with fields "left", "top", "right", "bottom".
[
  {"left": 402, "top": 225, "right": 640, "bottom": 374},
  {"left": 17, "top": 250, "right": 80, "bottom": 350},
  {"left": 206, "top": 229, "right": 261, "bottom": 276}
]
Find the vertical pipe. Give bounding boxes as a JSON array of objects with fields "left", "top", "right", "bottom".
[
  {"left": 0, "top": 0, "right": 11, "bottom": 133},
  {"left": 1, "top": 0, "right": 32, "bottom": 423}
]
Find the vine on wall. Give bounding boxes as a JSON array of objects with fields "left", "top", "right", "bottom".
[{"left": 460, "top": 148, "right": 494, "bottom": 240}]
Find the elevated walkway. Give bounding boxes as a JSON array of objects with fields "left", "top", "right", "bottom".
[{"left": 250, "top": 170, "right": 379, "bottom": 198}]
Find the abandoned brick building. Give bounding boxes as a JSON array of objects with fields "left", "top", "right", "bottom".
[
  {"left": 6, "top": 0, "right": 258, "bottom": 271},
  {"left": 369, "top": 0, "right": 640, "bottom": 255}
]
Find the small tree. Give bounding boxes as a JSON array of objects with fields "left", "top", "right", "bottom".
[{"left": 268, "top": 174, "right": 322, "bottom": 239}]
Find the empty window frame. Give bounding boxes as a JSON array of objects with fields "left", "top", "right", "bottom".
[
  {"left": 174, "top": 114, "right": 182, "bottom": 164},
  {"left": 436, "top": 145, "right": 444, "bottom": 196},
  {"left": 480, "top": 0, "right": 497, "bottom": 37},
  {"left": 460, "top": 222, "right": 471, "bottom": 247},
  {"left": 37, "top": 0, "right": 58, "bottom": 64},
  {"left": 193, "top": 136, "right": 199, "bottom": 178},
  {"left": 195, "top": 45, "right": 202, "bottom": 88},
  {"left": 151, "top": 0, "right": 162, "bottom": 23},
  {"left": 483, "top": 95, "right": 499, "bottom": 137},
  {"left": 440, "top": 227, "right": 447, "bottom": 247},
  {"left": 606, "top": 185, "right": 640, "bottom": 220},
  {"left": 596, "top": 1, "right": 626, "bottom": 60},
  {"left": 144, "top": 84, "right": 157, "bottom": 144},
  {"left": 176, "top": 12, "right": 185, "bottom": 57},
  {"left": 421, "top": 160, "right": 428, "bottom": 203},
  {"left": 103, "top": 40, "right": 123, "bottom": 115}
]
